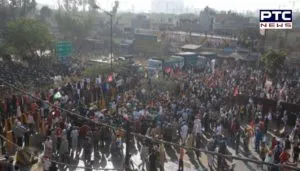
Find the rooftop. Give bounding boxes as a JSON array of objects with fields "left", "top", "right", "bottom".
[
  {"left": 199, "top": 51, "right": 217, "bottom": 56},
  {"left": 181, "top": 44, "right": 202, "bottom": 50},
  {"left": 176, "top": 52, "right": 197, "bottom": 55}
]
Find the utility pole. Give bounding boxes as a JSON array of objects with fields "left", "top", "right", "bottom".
[
  {"left": 93, "top": 2, "right": 117, "bottom": 72},
  {"left": 110, "top": 14, "right": 113, "bottom": 71}
]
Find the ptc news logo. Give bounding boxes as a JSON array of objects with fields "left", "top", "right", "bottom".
[{"left": 260, "top": 10, "right": 293, "bottom": 29}]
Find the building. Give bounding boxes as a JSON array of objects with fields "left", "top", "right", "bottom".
[
  {"left": 151, "top": 0, "right": 184, "bottom": 14},
  {"left": 263, "top": 18, "right": 300, "bottom": 51},
  {"left": 181, "top": 44, "right": 202, "bottom": 52},
  {"left": 198, "top": 10, "right": 214, "bottom": 33},
  {"left": 131, "top": 15, "right": 150, "bottom": 29},
  {"left": 213, "top": 12, "right": 250, "bottom": 35},
  {"left": 178, "top": 14, "right": 205, "bottom": 33},
  {"left": 151, "top": 17, "right": 178, "bottom": 31},
  {"left": 133, "top": 29, "right": 164, "bottom": 55},
  {"left": 285, "top": 19, "right": 300, "bottom": 50}
]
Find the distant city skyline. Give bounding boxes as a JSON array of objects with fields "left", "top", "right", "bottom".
[{"left": 36, "top": 0, "right": 299, "bottom": 13}]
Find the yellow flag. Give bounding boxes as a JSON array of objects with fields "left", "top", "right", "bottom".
[{"left": 6, "top": 131, "right": 14, "bottom": 153}]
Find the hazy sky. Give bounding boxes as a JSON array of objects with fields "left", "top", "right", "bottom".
[{"left": 36, "top": 0, "right": 299, "bottom": 13}]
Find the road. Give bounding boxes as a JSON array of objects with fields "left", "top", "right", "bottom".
[{"left": 68, "top": 129, "right": 265, "bottom": 171}]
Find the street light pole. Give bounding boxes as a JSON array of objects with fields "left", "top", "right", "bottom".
[
  {"left": 93, "top": 4, "right": 113, "bottom": 72},
  {"left": 110, "top": 14, "right": 113, "bottom": 71}
]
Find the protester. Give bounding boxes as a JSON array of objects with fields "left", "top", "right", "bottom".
[
  {"left": 293, "top": 143, "right": 300, "bottom": 163},
  {"left": 1, "top": 56, "right": 300, "bottom": 171},
  {"left": 158, "top": 143, "right": 166, "bottom": 171},
  {"left": 149, "top": 147, "right": 158, "bottom": 171},
  {"left": 59, "top": 136, "right": 69, "bottom": 164},
  {"left": 138, "top": 141, "right": 149, "bottom": 171},
  {"left": 70, "top": 127, "right": 79, "bottom": 155},
  {"left": 178, "top": 147, "right": 184, "bottom": 171}
]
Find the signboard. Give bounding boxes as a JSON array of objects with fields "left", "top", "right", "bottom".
[{"left": 56, "top": 41, "right": 72, "bottom": 63}]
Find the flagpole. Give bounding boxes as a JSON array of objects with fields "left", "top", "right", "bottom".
[{"left": 99, "top": 83, "right": 105, "bottom": 109}]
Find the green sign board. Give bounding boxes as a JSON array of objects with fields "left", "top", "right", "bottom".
[
  {"left": 56, "top": 41, "right": 72, "bottom": 64},
  {"left": 56, "top": 41, "right": 72, "bottom": 57}
]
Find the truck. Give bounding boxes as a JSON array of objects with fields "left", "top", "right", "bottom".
[
  {"left": 147, "top": 56, "right": 184, "bottom": 76},
  {"left": 175, "top": 52, "right": 199, "bottom": 67}
]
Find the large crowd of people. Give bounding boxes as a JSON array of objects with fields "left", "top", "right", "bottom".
[
  {"left": 0, "top": 57, "right": 299, "bottom": 171},
  {"left": 0, "top": 58, "right": 85, "bottom": 91}
]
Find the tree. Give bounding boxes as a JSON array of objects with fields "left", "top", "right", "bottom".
[
  {"left": 60, "top": 0, "right": 92, "bottom": 12},
  {"left": 4, "top": 18, "right": 53, "bottom": 61},
  {"left": 238, "top": 28, "right": 261, "bottom": 50},
  {"left": 9, "top": 0, "right": 36, "bottom": 17},
  {"left": 261, "top": 49, "right": 286, "bottom": 74},
  {"left": 39, "top": 6, "right": 52, "bottom": 22},
  {"left": 55, "top": 11, "right": 96, "bottom": 52}
]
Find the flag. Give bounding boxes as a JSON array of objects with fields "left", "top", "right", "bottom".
[
  {"left": 164, "top": 67, "right": 172, "bottom": 73},
  {"left": 205, "top": 75, "right": 213, "bottom": 85},
  {"left": 233, "top": 86, "right": 239, "bottom": 96},
  {"left": 54, "top": 92, "right": 62, "bottom": 99},
  {"left": 107, "top": 74, "right": 113, "bottom": 82},
  {"left": 96, "top": 75, "right": 102, "bottom": 86},
  {"left": 123, "top": 114, "right": 129, "bottom": 121},
  {"left": 265, "top": 80, "right": 272, "bottom": 88}
]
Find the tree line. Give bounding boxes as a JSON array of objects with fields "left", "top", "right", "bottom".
[{"left": 0, "top": 0, "right": 119, "bottom": 63}]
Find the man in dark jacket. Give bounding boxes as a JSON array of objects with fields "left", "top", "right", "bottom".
[
  {"left": 83, "top": 137, "right": 92, "bottom": 164},
  {"left": 13, "top": 122, "right": 27, "bottom": 147},
  {"left": 149, "top": 147, "right": 158, "bottom": 171},
  {"left": 93, "top": 128, "right": 101, "bottom": 152}
]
